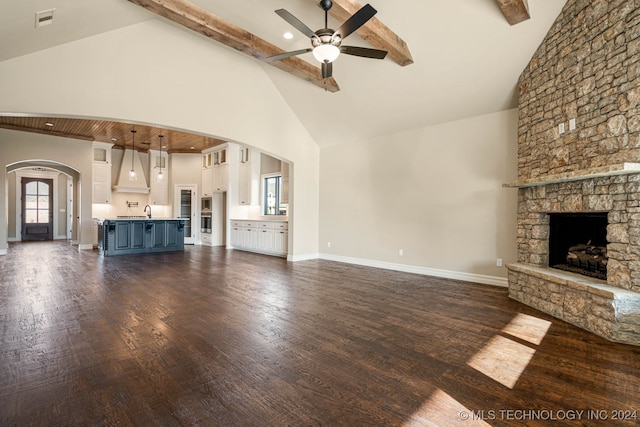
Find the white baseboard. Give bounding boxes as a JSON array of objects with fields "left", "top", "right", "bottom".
[
  {"left": 0, "top": 248, "right": 7, "bottom": 255},
  {"left": 319, "top": 253, "right": 508, "bottom": 288},
  {"left": 78, "top": 244, "right": 93, "bottom": 250},
  {"left": 287, "top": 253, "right": 320, "bottom": 262}
]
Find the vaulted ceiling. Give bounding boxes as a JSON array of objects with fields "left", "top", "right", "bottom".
[{"left": 0, "top": 0, "right": 567, "bottom": 149}]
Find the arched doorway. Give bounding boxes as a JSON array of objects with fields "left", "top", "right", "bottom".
[{"left": 7, "top": 161, "right": 80, "bottom": 244}]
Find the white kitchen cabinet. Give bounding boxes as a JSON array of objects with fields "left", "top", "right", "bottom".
[
  {"left": 274, "top": 229, "right": 287, "bottom": 254},
  {"left": 92, "top": 142, "right": 113, "bottom": 204},
  {"left": 213, "top": 163, "right": 228, "bottom": 192},
  {"left": 202, "top": 146, "right": 227, "bottom": 193},
  {"left": 202, "top": 167, "right": 213, "bottom": 197},
  {"left": 204, "top": 145, "right": 227, "bottom": 192},
  {"left": 230, "top": 224, "right": 243, "bottom": 248},
  {"left": 230, "top": 220, "right": 287, "bottom": 257},
  {"left": 257, "top": 227, "right": 274, "bottom": 252},
  {"left": 202, "top": 152, "right": 212, "bottom": 169},
  {"left": 238, "top": 147, "right": 260, "bottom": 205},
  {"left": 239, "top": 162, "right": 249, "bottom": 203},
  {"left": 213, "top": 148, "right": 227, "bottom": 165},
  {"left": 280, "top": 161, "right": 290, "bottom": 205},
  {"left": 149, "top": 149, "right": 169, "bottom": 205},
  {"left": 201, "top": 233, "right": 212, "bottom": 245}
]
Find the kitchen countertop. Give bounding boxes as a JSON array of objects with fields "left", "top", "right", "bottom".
[
  {"left": 96, "top": 217, "right": 185, "bottom": 221},
  {"left": 230, "top": 218, "right": 288, "bottom": 222}
]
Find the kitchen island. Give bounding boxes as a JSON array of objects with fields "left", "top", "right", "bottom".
[{"left": 97, "top": 218, "right": 185, "bottom": 256}]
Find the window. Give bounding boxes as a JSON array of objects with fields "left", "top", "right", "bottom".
[
  {"left": 24, "top": 180, "right": 50, "bottom": 223},
  {"left": 263, "top": 175, "right": 287, "bottom": 216}
]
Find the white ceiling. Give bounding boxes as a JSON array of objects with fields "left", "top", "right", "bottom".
[{"left": 0, "top": 0, "right": 568, "bottom": 148}]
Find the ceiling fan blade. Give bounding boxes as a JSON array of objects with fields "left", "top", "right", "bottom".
[
  {"left": 267, "top": 48, "right": 312, "bottom": 61},
  {"left": 341, "top": 45, "right": 387, "bottom": 59},
  {"left": 322, "top": 62, "right": 333, "bottom": 79},
  {"left": 275, "top": 9, "right": 317, "bottom": 39},
  {"left": 334, "top": 4, "right": 377, "bottom": 40}
]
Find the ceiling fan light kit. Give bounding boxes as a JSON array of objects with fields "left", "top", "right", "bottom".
[
  {"left": 312, "top": 43, "right": 340, "bottom": 63},
  {"left": 269, "top": 0, "right": 387, "bottom": 79}
]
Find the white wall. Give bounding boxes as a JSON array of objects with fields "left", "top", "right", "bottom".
[
  {"left": 0, "top": 19, "right": 319, "bottom": 257},
  {"left": 319, "top": 109, "right": 519, "bottom": 285}
]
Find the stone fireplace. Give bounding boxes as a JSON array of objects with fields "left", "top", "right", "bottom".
[
  {"left": 505, "top": 0, "right": 640, "bottom": 345},
  {"left": 506, "top": 171, "right": 640, "bottom": 345}
]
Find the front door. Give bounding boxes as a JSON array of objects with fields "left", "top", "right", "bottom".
[{"left": 22, "top": 178, "right": 54, "bottom": 241}]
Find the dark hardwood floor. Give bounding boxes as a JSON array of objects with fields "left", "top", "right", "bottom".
[{"left": 0, "top": 241, "right": 638, "bottom": 426}]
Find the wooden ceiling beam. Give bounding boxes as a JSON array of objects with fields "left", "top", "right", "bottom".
[
  {"left": 495, "top": 0, "right": 530, "bottom": 25},
  {"left": 316, "top": 0, "right": 413, "bottom": 67},
  {"left": 127, "top": 0, "right": 340, "bottom": 92}
]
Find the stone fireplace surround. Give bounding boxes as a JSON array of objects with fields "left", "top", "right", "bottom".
[
  {"left": 506, "top": 0, "right": 640, "bottom": 345},
  {"left": 506, "top": 164, "right": 640, "bottom": 345}
]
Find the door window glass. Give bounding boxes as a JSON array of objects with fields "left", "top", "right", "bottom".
[{"left": 24, "top": 181, "right": 50, "bottom": 223}]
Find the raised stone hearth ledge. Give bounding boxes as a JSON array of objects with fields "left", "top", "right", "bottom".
[
  {"left": 507, "top": 263, "right": 640, "bottom": 346},
  {"left": 503, "top": 163, "right": 640, "bottom": 188}
]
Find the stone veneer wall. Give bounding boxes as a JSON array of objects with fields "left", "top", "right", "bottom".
[
  {"left": 509, "top": 0, "right": 640, "bottom": 345},
  {"left": 517, "top": 0, "right": 640, "bottom": 179}
]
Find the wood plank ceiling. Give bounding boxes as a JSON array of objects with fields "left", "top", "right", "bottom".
[{"left": 0, "top": 116, "right": 225, "bottom": 153}]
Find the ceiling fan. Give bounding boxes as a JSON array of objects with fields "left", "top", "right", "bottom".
[{"left": 267, "top": 0, "right": 388, "bottom": 79}]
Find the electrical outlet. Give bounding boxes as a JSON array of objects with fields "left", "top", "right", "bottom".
[
  {"left": 558, "top": 123, "right": 565, "bottom": 134},
  {"left": 496, "top": 258, "right": 503, "bottom": 267},
  {"left": 569, "top": 118, "right": 576, "bottom": 131},
  {"left": 327, "top": 242, "right": 331, "bottom": 248},
  {"left": 399, "top": 249, "right": 404, "bottom": 256}
]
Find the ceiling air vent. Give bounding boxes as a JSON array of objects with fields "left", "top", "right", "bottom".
[{"left": 35, "top": 9, "right": 55, "bottom": 28}]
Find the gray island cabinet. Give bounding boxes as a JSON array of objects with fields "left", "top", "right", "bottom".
[{"left": 97, "top": 218, "right": 185, "bottom": 256}]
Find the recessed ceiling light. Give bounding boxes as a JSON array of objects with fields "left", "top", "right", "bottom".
[
  {"left": 283, "top": 32, "right": 293, "bottom": 40},
  {"left": 45, "top": 122, "right": 54, "bottom": 127},
  {"left": 190, "top": 146, "right": 195, "bottom": 150},
  {"left": 111, "top": 137, "right": 118, "bottom": 142}
]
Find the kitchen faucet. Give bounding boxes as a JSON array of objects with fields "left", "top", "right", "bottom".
[{"left": 144, "top": 204, "right": 152, "bottom": 219}]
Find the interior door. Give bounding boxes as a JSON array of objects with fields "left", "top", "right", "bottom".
[
  {"left": 175, "top": 185, "right": 197, "bottom": 244},
  {"left": 22, "top": 178, "right": 54, "bottom": 241}
]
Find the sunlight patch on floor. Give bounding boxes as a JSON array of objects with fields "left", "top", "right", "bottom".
[
  {"left": 501, "top": 313, "right": 552, "bottom": 345},
  {"left": 403, "top": 389, "right": 492, "bottom": 426},
  {"left": 466, "top": 312, "right": 552, "bottom": 389},
  {"left": 467, "top": 335, "right": 536, "bottom": 389}
]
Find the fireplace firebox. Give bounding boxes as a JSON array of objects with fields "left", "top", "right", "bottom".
[{"left": 548, "top": 213, "right": 608, "bottom": 280}]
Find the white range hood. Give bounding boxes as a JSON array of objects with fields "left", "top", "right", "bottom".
[{"left": 113, "top": 149, "right": 150, "bottom": 194}]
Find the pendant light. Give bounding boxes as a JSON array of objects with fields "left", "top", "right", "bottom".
[
  {"left": 129, "top": 129, "right": 137, "bottom": 181},
  {"left": 157, "top": 135, "right": 164, "bottom": 182}
]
